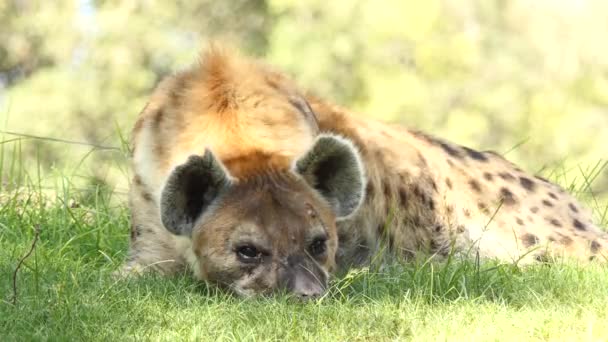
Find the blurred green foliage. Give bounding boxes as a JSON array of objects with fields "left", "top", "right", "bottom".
[{"left": 0, "top": 0, "right": 606, "bottom": 206}]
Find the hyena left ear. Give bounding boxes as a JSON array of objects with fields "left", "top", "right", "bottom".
[
  {"left": 160, "top": 150, "right": 231, "bottom": 236},
  {"left": 294, "top": 134, "right": 366, "bottom": 219}
]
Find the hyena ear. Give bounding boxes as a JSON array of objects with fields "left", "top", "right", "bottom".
[
  {"left": 294, "top": 134, "right": 365, "bottom": 219},
  {"left": 160, "top": 150, "right": 231, "bottom": 236}
]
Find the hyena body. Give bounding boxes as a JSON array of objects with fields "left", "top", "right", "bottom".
[
  {"left": 311, "top": 100, "right": 607, "bottom": 265},
  {"left": 125, "top": 47, "right": 607, "bottom": 297}
]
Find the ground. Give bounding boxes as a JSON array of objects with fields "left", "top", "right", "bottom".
[{"left": 1, "top": 186, "right": 607, "bottom": 340}]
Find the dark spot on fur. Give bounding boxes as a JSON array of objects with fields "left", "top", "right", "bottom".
[
  {"left": 422, "top": 193, "right": 435, "bottom": 211},
  {"left": 484, "top": 150, "right": 503, "bottom": 158},
  {"left": 412, "top": 131, "right": 462, "bottom": 163},
  {"left": 464, "top": 209, "right": 471, "bottom": 218},
  {"left": 548, "top": 192, "right": 558, "bottom": 200},
  {"left": 568, "top": 203, "right": 579, "bottom": 213},
  {"left": 383, "top": 182, "right": 391, "bottom": 198},
  {"left": 498, "top": 172, "right": 515, "bottom": 181},
  {"left": 387, "top": 234, "right": 395, "bottom": 250},
  {"left": 516, "top": 217, "right": 524, "bottom": 226},
  {"left": 548, "top": 218, "right": 562, "bottom": 227},
  {"left": 519, "top": 177, "right": 536, "bottom": 192},
  {"left": 527, "top": 215, "right": 534, "bottom": 223},
  {"left": 445, "top": 178, "right": 453, "bottom": 189},
  {"left": 141, "top": 191, "right": 153, "bottom": 202},
  {"left": 133, "top": 175, "right": 143, "bottom": 186},
  {"left": 463, "top": 146, "right": 488, "bottom": 162},
  {"left": 573, "top": 219, "right": 587, "bottom": 231},
  {"left": 373, "top": 149, "right": 384, "bottom": 162},
  {"left": 429, "top": 239, "right": 438, "bottom": 251},
  {"left": 478, "top": 202, "right": 489, "bottom": 214},
  {"left": 446, "top": 159, "right": 455, "bottom": 167},
  {"left": 411, "top": 130, "right": 434, "bottom": 144},
  {"left": 432, "top": 240, "right": 449, "bottom": 257},
  {"left": 457, "top": 225, "right": 465, "bottom": 233},
  {"left": 530, "top": 206, "right": 539, "bottom": 214},
  {"left": 535, "top": 175, "right": 551, "bottom": 184},
  {"left": 469, "top": 179, "right": 482, "bottom": 193},
  {"left": 169, "top": 76, "right": 189, "bottom": 107},
  {"left": 434, "top": 224, "right": 443, "bottom": 233},
  {"left": 417, "top": 152, "right": 428, "bottom": 167},
  {"left": 410, "top": 215, "right": 423, "bottom": 228},
  {"left": 548, "top": 236, "right": 556, "bottom": 242},
  {"left": 398, "top": 188, "right": 408, "bottom": 206},
  {"left": 542, "top": 199, "right": 553, "bottom": 207},
  {"left": 483, "top": 172, "right": 494, "bottom": 181},
  {"left": 413, "top": 186, "right": 426, "bottom": 201},
  {"left": 447, "top": 205, "right": 454, "bottom": 215},
  {"left": 153, "top": 108, "right": 165, "bottom": 128},
  {"left": 521, "top": 233, "right": 540, "bottom": 247},
  {"left": 409, "top": 185, "right": 434, "bottom": 210},
  {"left": 430, "top": 179, "right": 437, "bottom": 192},
  {"left": 499, "top": 187, "right": 517, "bottom": 205},
  {"left": 130, "top": 225, "right": 142, "bottom": 241},
  {"left": 590, "top": 240, "right": 601, "bottom": 253},
  {"left": 151, "top": 109, "right": 167, "bottom": 159},
  {"left": 535, "top": 253, "right": 548, "bottom": 263},
  {"left": 438, "top": 141, "right": 463, "bottom": 159},
  {"left": 560, "top": 235, "right": 573, "bottom": 245},
  {"left": 366, "top": 182, "right": 375, "bottom": 197}
]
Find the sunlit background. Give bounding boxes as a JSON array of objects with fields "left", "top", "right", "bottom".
[{"left": 0, "top": 0, "right": 606, "bottom": 214}]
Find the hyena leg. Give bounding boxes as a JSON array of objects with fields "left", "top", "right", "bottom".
[
  {"left": 117, "top": 178, "right": 192, "bottom": 277},
  {"left": 118, "top": 220, "right": 190, "bottom": 276}
]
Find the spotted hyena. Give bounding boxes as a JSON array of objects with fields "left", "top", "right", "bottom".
[{"left": 122, "top": 46, "right": 607, "bottom": 298}]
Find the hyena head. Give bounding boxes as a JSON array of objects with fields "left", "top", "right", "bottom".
[{"left": 160, "top": 135, "right": 365, "bottom": 298}]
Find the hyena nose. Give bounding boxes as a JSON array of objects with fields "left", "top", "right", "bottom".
[{"left": 292, "top": 271, "right": 325, "bottom": 300}]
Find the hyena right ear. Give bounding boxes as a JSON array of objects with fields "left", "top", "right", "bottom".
[
  {"left": 294, "top": 134, "right": 365, "bottom": 219},
  {"left": 160, "top": 150, "right": 231, "bottom": 236}
]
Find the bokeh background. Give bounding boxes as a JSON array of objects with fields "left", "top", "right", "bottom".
[{"left": 0, "top": 0, "right": 606, "bottom": 214}]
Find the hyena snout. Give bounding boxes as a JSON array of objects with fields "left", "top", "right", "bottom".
[{"left": 279, "top": 256, "right": 327, "bottom": 299}]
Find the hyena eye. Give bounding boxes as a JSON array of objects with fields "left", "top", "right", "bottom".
[
  {"left": 236, "top": 245, "right": 262, "bottom": 263},
  {"left": 309, "top": 237, "right": 327, "bottom": 256}
]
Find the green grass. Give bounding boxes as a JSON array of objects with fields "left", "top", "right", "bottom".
[{"left": 1, "top": 185, "right": 607, "bottom": 341}]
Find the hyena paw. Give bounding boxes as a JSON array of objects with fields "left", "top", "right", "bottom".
[{"left": 112, "top": 262, "right": 145, "bottom": 279}]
